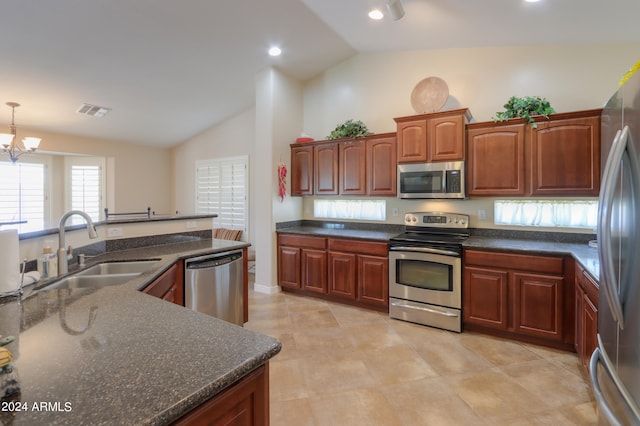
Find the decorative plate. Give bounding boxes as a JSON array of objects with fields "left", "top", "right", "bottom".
[{"left": 410, "top": 76, "right": 449, "bottom": 113}]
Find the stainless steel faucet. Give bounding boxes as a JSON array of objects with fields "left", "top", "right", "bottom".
[{"left": 58, "top": 210, "right": 98, "bottom": 274}]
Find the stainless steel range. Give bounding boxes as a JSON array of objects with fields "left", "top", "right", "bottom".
[{"left": 388, "top": 212, "right": 470, "bottom": 332}]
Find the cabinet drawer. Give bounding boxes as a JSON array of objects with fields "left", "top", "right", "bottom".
[
  {"left": 278, "top": 234, "right": 326, "bottom": 250},
  {"left": 464, "top": 250, "right": 563, "bottom": 275},
  {"left": 328, "top": 238, "right": 388, "bottom": 256},
  {"left": 576, "top": 265, "right": 599, "bottom": 305}
]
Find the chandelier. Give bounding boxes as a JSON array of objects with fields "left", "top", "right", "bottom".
[{"left": 0, "top": 102, "right": 41, "bottom": 163}]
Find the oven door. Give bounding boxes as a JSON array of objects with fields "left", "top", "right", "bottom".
[{"left": 388, "top": 248, "right": 461, "bottom": 309}]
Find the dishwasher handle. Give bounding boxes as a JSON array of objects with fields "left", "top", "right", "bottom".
[{"left": 186, "top": 250, "right": 243, "bottom": 270}]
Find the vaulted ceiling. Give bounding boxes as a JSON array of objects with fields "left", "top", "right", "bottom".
[{"left": 1, "top": 0, "right": 639, "bottom": 147}]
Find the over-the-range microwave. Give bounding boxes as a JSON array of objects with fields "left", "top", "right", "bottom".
[{"left": 397, "top": 161, "right": 465, "bottom": 199}]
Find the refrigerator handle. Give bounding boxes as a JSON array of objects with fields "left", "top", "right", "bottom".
[
  {"left": 590, "top": 348, "right": 624, "bottom": 426},
  {"left": 597, "top": 127, "right": 628, "bottom": 328}
]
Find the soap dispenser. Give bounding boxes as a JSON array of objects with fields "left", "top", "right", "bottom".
[{"left": 38, "top": 244, "right": 58, "bottom": 279}]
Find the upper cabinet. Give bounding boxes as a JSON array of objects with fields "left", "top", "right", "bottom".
[
  {"left": 290, "top": 133, "right": 397, "bottom": 197},
  {"left": 394, "top": 108, "right": 471, "bottom": 163},
  {"left": 466, "top": 109, "right": 602, "bottom": 197}
]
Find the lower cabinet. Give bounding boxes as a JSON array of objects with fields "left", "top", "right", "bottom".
[
  {"left": 575, "top": 263, "right": 599, "bottom": 371},
  {"left": 174, "top": 363, "right": 269, "bottom": 426},
  {"left": 277, "top": 233, "right": 388, "bottom": 312},
  {"left": 142, "top": 262, "right": 184, "bottom": 306},
  {"left": 463, "top": 249, "right": 572, "bottom": 349}
]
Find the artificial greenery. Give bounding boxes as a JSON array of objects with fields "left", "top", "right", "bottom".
[
  {"left": 493, "top": 96, "right": 555, "bottom": 128},
  {"left": 326, "top": 119, "right": 372, "bottom": 140}
]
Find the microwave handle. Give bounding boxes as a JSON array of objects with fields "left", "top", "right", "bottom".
[{"left": 389, "top": 246, "right": 459, "bottom": 257}]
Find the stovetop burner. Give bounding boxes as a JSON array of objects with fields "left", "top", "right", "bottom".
[{"left": 390, "top": 212, "right": 470, "bottom": 250}]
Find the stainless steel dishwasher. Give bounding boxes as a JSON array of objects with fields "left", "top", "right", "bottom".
[{"left": 185, "top": 250, "right": 244, "bottom": 326}]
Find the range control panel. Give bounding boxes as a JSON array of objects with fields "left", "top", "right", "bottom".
[{"left": 403, "top": 212, "right": 469, "bottom": 228}]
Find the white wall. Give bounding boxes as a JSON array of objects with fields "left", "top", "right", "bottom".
[{"left": 303, "top": 43, "right": 640, "bottom": 138}]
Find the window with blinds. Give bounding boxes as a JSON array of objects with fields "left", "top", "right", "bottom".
[
  {"left": 0, "top": 159, "right": 49, "bottom": 233},
  {"left": 65, "top": 157, "right": 105, "bottom": 225},
  {"left": 196, "top": 156, "right": 248, "bottom": 233}
]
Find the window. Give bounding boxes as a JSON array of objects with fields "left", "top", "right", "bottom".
[
  {"left": 314, "top": 199, "right": 386, "bottom": 221},
  {"left": 196, "top": 156, "right": 248, "bottom": 233},
  {"left": 0, "top": 157, "right": 50, "bottom": 233},
  {"left": 65, "top": 156, "right": 105, "bottom": 225},
  {"left": 494, "top": 200, "right": 598, "bottom": 229}
]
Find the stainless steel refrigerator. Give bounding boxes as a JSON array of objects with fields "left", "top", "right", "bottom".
[{"left": 591, "top": 69, "right": 640, "bottom": 425}]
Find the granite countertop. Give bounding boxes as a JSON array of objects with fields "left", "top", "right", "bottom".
[
  {"left": 0, "top": 239, "right": 281, "bottom": 425},
  {"left": 276, "top": 225, "right": 400, "bottom": 242},
  {"left": 464, "top": 236, "right": 600, "bottom": 282}
]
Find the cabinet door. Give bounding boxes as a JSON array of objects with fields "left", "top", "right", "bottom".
[
  {"left": 397, "top": 119, "right": 427, "bottom": 163},
  {"left": 302, "top": 249, "right": 327, "bottom": 293},
  {"left": 428, "top": 114, "right": 464, "bottom": 161},
  {"left": 582, "top": 292, "right": 598, "bottom": 370},
  {"left": 142, "top": 263, "right": 183, "bottom": 306},
  {"left": 314, "top": 143, "right": 339, "bottom": 195},
  {"left": 328, "top": 252, "right": 357, "bottom": 300},
  {"left": 529, "top": 115, "right": 600, "bottom": 196},
  {"left": 574, "top": 283, "right": 584, "bottom": 356},
  {"left": 339, "top": 140, "right": 366, "bottom": 195},
  {"left": 357, "top": 255, "right": 388, "bottom": 308},
  {"left": 366, "top": 135, "right": 397, "bottom": 196},
  {"left": 463, "top": 266, "right": 509, "bottom": 330},
  {"left": 513, "top": 272, "right": 564, "bottom": 340},
  {"left": 291, "top": 145, "right": 313, "bottom": 196},
  {"left": 466, "top": 124, "right": 526, "bottom": 196},
  {"left": 278, "top": 246, "right": 301, "bottom": 289}
]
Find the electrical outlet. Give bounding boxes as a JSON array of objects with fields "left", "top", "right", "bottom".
[
  {"left": 478, "top": 209, "right": 486, "bottom": 220},
  {"left": 186, "top": 220, "right": 196, "bottom": 229},
  {"left": 107, "top": 227, "right": 123, "bottom": 237},
  {"left": 392, "top": 208, "right": 399, "bottom": 217}
]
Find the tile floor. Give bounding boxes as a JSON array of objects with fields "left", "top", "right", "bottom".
[{"left": 245, "top": 274, "right": 598, "bottom": 426}]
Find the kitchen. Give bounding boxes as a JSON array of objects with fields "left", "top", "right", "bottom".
[{"left": 1, "top": 0, "right": 640, "bottom": 424}]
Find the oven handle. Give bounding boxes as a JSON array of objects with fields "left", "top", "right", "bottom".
[
  {"left": 390, "top": 301, "right": 459, "bottom": 317},
  {"left": 389, "top": 246, "right": 460, "bottom": 257}
]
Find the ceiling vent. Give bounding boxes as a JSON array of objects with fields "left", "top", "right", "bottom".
[{"left": 76, "top": 103, "right": 111, "bottom": 118}]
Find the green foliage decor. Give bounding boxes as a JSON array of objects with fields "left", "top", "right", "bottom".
[
  {"left": 493, "top": 96, "right": 555, "bottom": 128},
  {"left": 326, "top": 119, "right": 372, "bottom": 140}
]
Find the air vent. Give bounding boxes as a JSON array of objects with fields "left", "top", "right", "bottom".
[{"left": 76, "top": 103, "right": 111, "bottom": 118}]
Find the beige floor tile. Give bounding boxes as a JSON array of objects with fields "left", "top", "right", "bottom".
[
  {"left": 289, "top": 308, "right": 340, "bottom": 332},
  {"left": 292, "top": 326, "right": 355, "bottom": 356},
  {"left": 270, "top": 397, "right": 315, "bottom": 426},
  {"left": 381, "top": 377, "right": 487, "bottom": 425},
  {"left": 343, "top": 322, "right": 405, "bottom": 350},
  {"left": 309, "top": 388, "right": 402, "bottom": 426},
  {"left": 458, "top": 332, "right": 542, "bottom": 366},
  {"left": 328, "top": 303, "right": 389, "bottom": 327},
  {"left": 269, "top": 358, "right": 310, "bottom": 402},
  {"left": 300, "top": 352, "right": 378, "bottom": 397},
  {"left": 413, "top": 337, "right": 494, "bottom": 375},
  {"left": 359, "top": 345, "right": 439, "bottom": 385}
]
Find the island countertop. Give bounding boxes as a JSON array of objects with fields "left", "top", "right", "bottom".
[{"left": 0, "top": 238, "right": 281, "bottom": 425}]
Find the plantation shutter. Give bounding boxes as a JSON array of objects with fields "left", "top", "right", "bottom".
[
  {"left": 65, "top": 157, "right": 105, "bottom": 225},
  {"left": 0, "top": 160, "right": 47, "bottom": 232},
  {"left": 196, "top": 156, "right": 248, "bottom": 232}
]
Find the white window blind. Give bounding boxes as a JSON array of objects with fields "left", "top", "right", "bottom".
[
  {"left": 0, "top": 158, "right": 49, "bottom": 233},
  {"left": 314, "top": 199, "right": 386, "bottom": 221},
  {"left": 494, "top": 200, "right": 598, "bottom": 229},
  {"left": 65, "top": 156, "right": 105, "bottom": 225},
  {"left": 196, "top": 156, "right": 248, "bottom": 232}
]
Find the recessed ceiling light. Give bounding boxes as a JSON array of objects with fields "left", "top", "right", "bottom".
[
  {"left": 268, "top": 46, "right": 282, "bottom": 57},
  {"left": 368, "top": 9, "right": 384, "bottom": 20}
]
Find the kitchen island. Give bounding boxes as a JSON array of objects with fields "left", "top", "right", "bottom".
[{"left": 0, "top": 238, "right": 281, "bottom": 425}]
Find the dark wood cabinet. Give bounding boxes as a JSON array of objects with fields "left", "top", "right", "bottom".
[
  {"left": 174, "top": 363, "right": 269, "bottom": 426},
  {"left": 339, "top": 140, "right": 366, "bottom": 195},
  {"left": 575, "top": 263, "right": 599, "bottom": 371},
  {"left": 277, "top": 233, "right": 388, "bottom": 312},
  {"left": 290, "top": 145, "right": 313, "bottom": 196},
  {"left": 463, "top": 249, "right": 571, "bottom": 349},
  {"left": 366, "top": 133, "right": 397, "bottom": 196},
  {"left": 466, "top": 109, "right": 602, "bottom": 197},
  {"left": 529, "top": 114, "right": 601, "bottom": 196},
  {"left": 395, "top": 108, "right": 470, "bottom": 163},
  {"left": 314, "top": 143, "right": 339, "bottom": 195},
  {"left": 466, "top": 123, "right": 526, "bottom": 195},
  {"left": 277, "top": 234, "right": 326, "bottom": 291},
  {"left": 142, "top": 262, "right": 184, "bottom": 306}
]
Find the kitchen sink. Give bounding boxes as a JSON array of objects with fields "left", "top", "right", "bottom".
[
  {"left": 44, "top": 273, "right": 141, "bottom": 290},
  {"left": 75, "top": 260, "right": 159, "bottom": 276}
]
